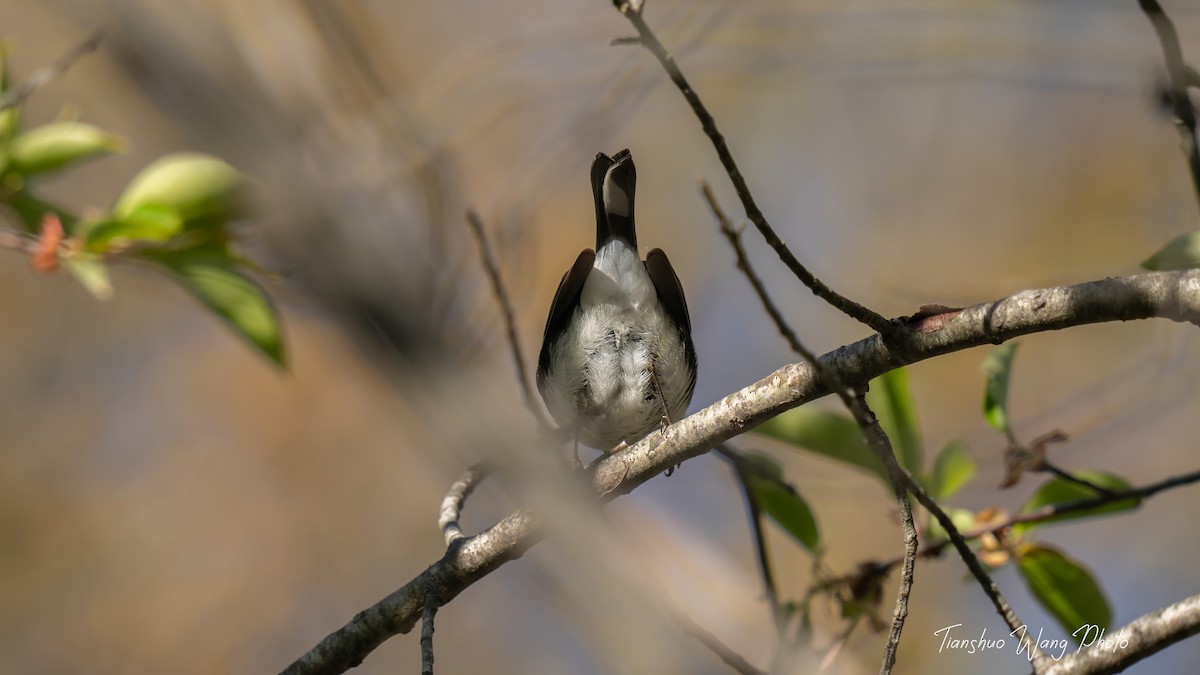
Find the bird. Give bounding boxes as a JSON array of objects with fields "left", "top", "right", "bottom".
[{"left": 536, "top": 149, "right": 697, "bottom": 463}]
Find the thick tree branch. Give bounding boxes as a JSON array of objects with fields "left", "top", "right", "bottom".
[
  {"left": 1043, "top": 593, "right": 1200, "bottom": 675},
  {"left": 280, "top": 269, "right": 1200, "bottom": 675},
  {"left": 612, "top": 1, "right": 895, "bottom": 336}
]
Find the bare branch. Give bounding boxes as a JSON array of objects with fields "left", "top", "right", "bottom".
[
  {"left": 701, "top": 180, "right": 808, "bottom": 357},
  {"left": 0, "top": 32, "right": 104, "bottom": 112},
  {"left": 613, "top": 2, "right": 895, "bottom": 336},
  {"left": 851, "top": 394, "right": 920, "bottom": 675},
  {"left": 438, "top": 462, "right": 493, "bottom": 546},
  {"left": 465, "top": 209, "right": 553, "bottom": 430},
  {"left": 280, "top": 269, "right": 1200, "bottom": 675},
  {"left": 1044, "top": 593, "right": 1200, "bottom": 675},
  {"left": 702, "top": 176, "right": 918, "bottom": 674},
  {"left": 1137, "top": 0, "right": 1200, "bottom": 210}
]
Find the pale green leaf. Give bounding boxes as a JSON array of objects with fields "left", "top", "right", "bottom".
[
  {"left": 927, "top": 440, "right": 975, "bottom": 500},
  {"left": 865, "top": 368, "right": 923, "bottom": 473},
  {"left": 742, "top": 453, "right": 820, "bottom": 555},
  {"left": 147, "top": 249, "right": 284, "bottom": 366},
  {"left": 1015, "top": 471, "right": 1138, "bottom": 534},
  {"left": 982, "top": 343, "right": 1019, "bottom": 435},
  {"left": 756, "top": 407, "right": 888, "bottom": 486},
  {"left": 1142, "top": 230, "right": 1200, "bottom": 271}
]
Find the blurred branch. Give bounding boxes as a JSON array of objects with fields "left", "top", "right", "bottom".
[
  {"left": 465, "top": 210, "right": 554, "bottom": 430},
  {"left": 714, "top": 444, "right": 785, "bottom": 642},
  {"left": 671, "top": 607, "right": 768, "bottom": 675},
  {"left": 1137, "top": 0, "right": 1200, "bottom": 211},
  {"left": 610, "top": 0, "right": 895, "bottom": 337},
  {"left": 438, "top": 462, "right": 493, "bottom": 546},
  {"left": 1044, "top": 592, "right": 1200, "bottom": 675},
  {"left": 0, "top": 31, "right": 103, "bottom": 112},
  {"left": 280, "top": 269, "right": 1200, "bottom": 675},
  {"left": 0, "top": 228, "right": 34, "bottom": 253},
  {"left": 818, "top": 617, "right": 861, "bottom": 673}
]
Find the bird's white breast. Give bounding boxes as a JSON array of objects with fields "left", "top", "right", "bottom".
[{"left": 541, "top": 239, "right": 693, "bottom": 450}]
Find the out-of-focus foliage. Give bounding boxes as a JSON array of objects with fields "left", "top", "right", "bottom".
[
  {"left": 0, "top": 48, "right": 283, "bottom": 365},
  {"left": 1142, "top": 230, "right": 1200, "bottom": 270}
]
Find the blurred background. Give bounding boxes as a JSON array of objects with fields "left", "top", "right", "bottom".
[{"left": 1, "top": 0, "right": 1198, "bottom": 673}]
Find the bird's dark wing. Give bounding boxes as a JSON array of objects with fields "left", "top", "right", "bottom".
[
  {"left": 536, "top": 249, "right": 596, "bottom": 389},
  {"left": 645, "top": 247, "right": 697, "bottom": 390},
  {"left": 644, "top": 248, "right": 691, "bottom": 333}
]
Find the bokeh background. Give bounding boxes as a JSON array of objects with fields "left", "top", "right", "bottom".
[{"left": 1, "top": 1, "right": 1198, "bottom": 673}]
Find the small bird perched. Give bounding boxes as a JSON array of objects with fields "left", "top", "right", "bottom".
[{"left": 536, "top": 149, "right": 697, "bottom": 460}]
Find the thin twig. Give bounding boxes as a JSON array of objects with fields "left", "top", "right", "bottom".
[
  {"left": 1039, "top": 461, "right": 1117, "bottom": 497},
  {"left": 879, "top": 467, "right": 1200, "bottom": 572},
  {"left": 614, "top": 2, "right": 895, "bottom": 337},
  {"left": 714, "top": 444, "right": 785, "bottom": 643},
  {"left": 818, "top": 616, "right": 861, "bottom": 673},
  {"left": 465, "top": 209, "right": 553, "bottom": 430},
  {"left": 901, "top": 470, "right": 1050, "bottom": 671},
  {"left": 0, "top": 228, "right": 33, "bottom": 253},
  {"left": 703, "top": 177, "right": 916, "bottom": 674},
  {"left": 1137, "top": 0, "right": 1200, "bottom": 211},
  {"left": 438, "top": 462, "right": 494, "bottom": 546},
  {"left": 420, "top": 587, "right": 439, "bottom": 675},
  {"left": 0, "top": 32, "right": 104, "bottom": 112},
  {"left": 670, "top": 607, "right": 769, "bottom": 675},
  {"left": 851, "top": 393, "right": 918, "bottom": 675},
  {"left": 702, "top": 180, "right": 808, "bottom": 356}
]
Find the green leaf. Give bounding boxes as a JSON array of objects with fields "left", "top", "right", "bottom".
[
  {"left": 145, "top": 248, "right": 285, "bottom": 366},
  {"left": 85, "top": 204, "right": 184, "bottom": 251},
  {"left": 0, "top": 43, "right": 17, "bottom": 143},
  {"left": 1015, "top": 471, "right": 1138, "bottom": 534},
  {"left": 741, "top": 453, "right": 820, "bottom": 555},
  {"left": 926, "top": 441, "right": 975, "bottom": 500},
  {"left": 756, "top": 407, "right": 888, "bottom": 486},
  {"left": 1142, "top": 230, "right": 1200, "bottom": 271},
  {"left": 924, "top": 506, "right": 976, "bottom": 545},
  {"left": 1017, "top": 544, "right": 1111, "bottom": 641},
  {"left": 5, "top": 121, "right": 125, "bottom": 176},
  {"left": 865, "top": 368, "right": 923, "bottom": 474},
  {"left": 982, "top": 343, "right": 1019, "bottom": 435},
  {"left": 113, "top": 153, "right": 244, "bottom": 226},
  {"left": 62, "top": 253, "right": 113, "bottom": 300}
]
